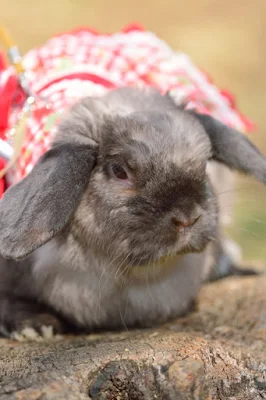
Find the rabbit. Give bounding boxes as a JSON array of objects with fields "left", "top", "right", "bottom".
[{"left": 0, "top": 86, "right": 264, "bottom": 337}]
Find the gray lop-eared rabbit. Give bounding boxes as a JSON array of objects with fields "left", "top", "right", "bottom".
[{"left": 0, "top": 87, "right": 265, "bottom": 337}]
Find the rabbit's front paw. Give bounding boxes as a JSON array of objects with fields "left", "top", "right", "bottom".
[{"left": 0, "top": 296, "right": 65, "bottom": 340}]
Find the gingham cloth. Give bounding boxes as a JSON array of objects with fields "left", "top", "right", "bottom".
[{"left": 0, "top": 24, "right": 254, "bottom": 195}]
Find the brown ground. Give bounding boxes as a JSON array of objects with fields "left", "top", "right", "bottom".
[{"left": 1, "top": 0, "right": 266, "bottom": 261}]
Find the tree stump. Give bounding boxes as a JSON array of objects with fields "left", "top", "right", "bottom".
[{"left": 0, "top": 276, "right": 266, "bottom": 399}]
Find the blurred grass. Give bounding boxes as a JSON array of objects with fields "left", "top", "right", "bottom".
[
  {"left": 228, "top": 178, "right": 266, "bottom": 266},
  {"left": 1, "top": 0, "right": 266, "bottom": 263},
  {"left": 228, "top": 178, "right": 266, "bottom": 263}
]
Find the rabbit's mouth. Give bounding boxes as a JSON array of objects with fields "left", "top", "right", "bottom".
[
  {"left": 124, "top": 243, "right": 207, "bottom": 270},
  {"left": 123, "top": 230, "right": 213, "bottom": 270},
  {"left": 123, "top": 240, "right": 209, "bottom": 281}
]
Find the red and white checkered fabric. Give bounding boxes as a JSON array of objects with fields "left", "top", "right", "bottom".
[{"left": 2, "top": 24, "right": 254, "bottom": 186}]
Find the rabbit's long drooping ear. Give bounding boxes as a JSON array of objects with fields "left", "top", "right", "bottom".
[
  {"left": 192, "top": 112, "right": 266, "bottom": 185},
  {"left": 0, "top": 143, "right": 97, "bottom": 260}
]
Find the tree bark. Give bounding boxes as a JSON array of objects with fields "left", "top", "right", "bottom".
[{"left": 0, "top": 276, "right": 266, "bottom": 400}]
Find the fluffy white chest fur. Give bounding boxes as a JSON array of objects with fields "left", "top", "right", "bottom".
[{"left": 32, "top": 240, "right": 210, "bottom": 329}]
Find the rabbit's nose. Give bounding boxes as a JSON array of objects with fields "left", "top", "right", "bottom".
[{"left": 171, "top": 214, "right": 201, "bottom": 230}]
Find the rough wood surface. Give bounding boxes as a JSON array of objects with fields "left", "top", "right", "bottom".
[{"left": 0, "top": 276, "right": 266, "bottom": 400}]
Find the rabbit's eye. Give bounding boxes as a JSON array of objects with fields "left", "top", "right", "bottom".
[{"left": 111, "top": 164, "right": 128, "bottom": 180}]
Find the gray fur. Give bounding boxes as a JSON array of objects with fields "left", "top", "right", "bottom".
[{"left": 0, "top": 87, "right": 265, "bottom": 335}]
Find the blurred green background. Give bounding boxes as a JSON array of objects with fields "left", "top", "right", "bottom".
[{"left": 1, "top": 0, "right": 266, "bottom": 264}]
